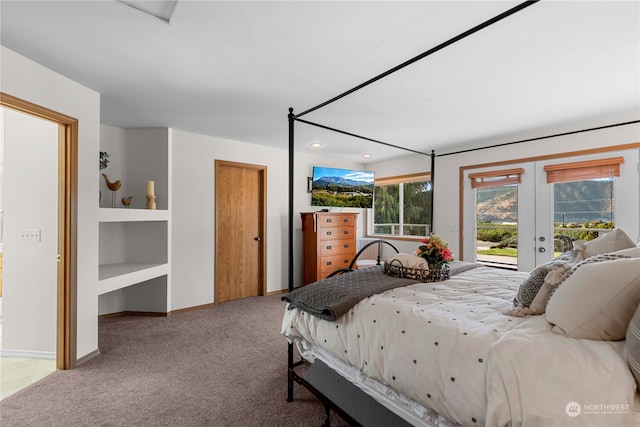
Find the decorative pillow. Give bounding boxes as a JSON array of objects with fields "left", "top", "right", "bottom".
[
  {"left": 546, "top": 252, "right": 634, "bottom": 302},
  {"left": 513, "top": 264, "right": 556, "bottom": 308},
  {"left": 527, "top": 262, "right": 574, "bottom": 314},
  {"left": 626, "top": 303, "right": 640, "bottom": 388},
  {"left": 610, "top": 246, "right": 640, "bottom": 258},
  {"left": 386, "top": 253, "right": 428, "bottom": 269},
  {"left": 572, "top": 239, "right": 587, "bottom": 253},
  {"left": 545, "top": 257, "right": 640, "bottom": 340},
  {"left": 582, "top": 228, "right": 636, "bottom": 258},
  {"left": 512, "top": 249, "right": 582, "bottom": 309}
]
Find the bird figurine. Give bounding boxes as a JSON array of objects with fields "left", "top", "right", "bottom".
[
  {"left": 121, "top": 196, "right": 133, "bottom": 208},
  {"left": 102, "top": 173, "right": 122, "bottom": 191}
]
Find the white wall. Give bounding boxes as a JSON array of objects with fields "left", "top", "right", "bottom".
[
  {"left": 368, "top": 120, "right": 640, "bottom": 259},
  {"left": 1, "top": 46, "right": 101, "bottom": 360},
  {"left": 170, "top": 129, "right": 367, "bottom": 309},
  {"left": 99, "top": 125, "right": 127, "bottom": 209},
  {"left": 1, "top": 108, "right": 58, "bottom": 356}
]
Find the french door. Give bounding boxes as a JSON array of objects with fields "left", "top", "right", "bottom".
[{"left": 463, "top": 149, "right": 639, "bottom": 271}]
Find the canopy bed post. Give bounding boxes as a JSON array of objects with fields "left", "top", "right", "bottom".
[
  {"left": 430, "top": 149, "right": 435, "bottom": 234},
  {"left": 288, "top": 107, "right": 295, "bottom": 294},
  {"left": 287, "top": 107, "right": 295, "bottom": 403}
]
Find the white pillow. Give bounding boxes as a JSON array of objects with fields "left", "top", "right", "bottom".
[
  {"left": 583, "top": 228, "right": 637, "bottom": 258},
  {"left": 610, "top": 246, "right": 640, "bottom": 258},
  {"left": 386, "top": 253, "right": 428, "bottom": 269},
  {"left": 626, "top": 304, "right": 640, "bottom": 388},
  {"left": 545, "top": 257, "right": 640, "bottom": 340}
]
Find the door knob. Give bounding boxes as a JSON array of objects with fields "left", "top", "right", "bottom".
[
  {"left": 254, "top": 237, "right": 261, "bottom": 241},
  {"left": 538, "top": 247, "right": 546, "bottom": 253}
]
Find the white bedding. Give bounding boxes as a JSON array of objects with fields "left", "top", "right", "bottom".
[{"left": 282, "top": 266, "right": 638, "bottom": 426}]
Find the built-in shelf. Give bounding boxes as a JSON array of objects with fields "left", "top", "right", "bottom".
[
  {"left": 98, "top": 208, "right": 168, "bottom": 222},
  {"left": 98, "top": 263, "right": 168, "bottom": 295},
  {"left": 98, "top": 127, "right": 171, "bottom": 314}
]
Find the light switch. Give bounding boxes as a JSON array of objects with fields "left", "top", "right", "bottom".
[{"left": 19, "top": 228, "right": 41, "bottom": 242}]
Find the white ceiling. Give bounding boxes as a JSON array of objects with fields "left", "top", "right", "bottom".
[{"left": 1, "top": 1, "right": 639, "bottom": 162}]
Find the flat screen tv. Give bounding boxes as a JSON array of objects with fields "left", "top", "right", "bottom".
[{"left": 311, "top": 166, "right": 375, "bottom": 208}]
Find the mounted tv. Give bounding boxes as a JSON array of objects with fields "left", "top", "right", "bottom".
[{"left": 310, "top": 166, "right": 375, "bottom": 208}]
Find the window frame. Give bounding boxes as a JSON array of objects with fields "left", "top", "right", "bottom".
[{"left": 368, "top": 172, "right": 431, "bottom": 239}]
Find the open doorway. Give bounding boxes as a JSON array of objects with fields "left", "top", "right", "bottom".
[{"left": 0, "top": 93, "right": 77, "bottom": 374}]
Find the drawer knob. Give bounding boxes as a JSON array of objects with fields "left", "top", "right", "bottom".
[
  {"left": 344, "top": 244, "right": 349, "bottom": 248},
  {"left": 327, "top": 245, "right": 332, "bottom": 250},
  {"left": 327, "top": 231, "right": 332, "bottom": 236},
  {"left": 343, "top": 231, "right": 348, "bottom": 234},
  {"left": 327, "top": 219, "right": 332, "bottom": 223},
  {"left": 327, "top": 261, "right": 332, "bottom": 266}
]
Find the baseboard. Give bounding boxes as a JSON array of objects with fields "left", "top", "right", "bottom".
[
  {"left": 0, "top": 349, "right": 56, "bottom": 360},
  {"left": 170, "top": 302, "right": 216, "bottom": 316},
  {"left": 76, "top": 348, "right": 100, "bottom": 366},
  {"left": 98, "top": 294, "right": 281, "bottom": 319},
  {"left": 98, "top": 310, "right": 169, "bottom": 319}
]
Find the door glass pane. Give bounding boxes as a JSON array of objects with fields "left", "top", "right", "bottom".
[
  {"left": 402, "top": 180, "right": 431, "bottom": 236},
  {"left": 553, "top": 178, "right": 615, "bottom": 253},
  {"left": 476, "top": 183, "right": 518, "bottom": 269},
  {"left": 373, "top": 184, "right": 400, "bottom": 235}
]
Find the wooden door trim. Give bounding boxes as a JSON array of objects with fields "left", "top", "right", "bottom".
[
  {"left": 214, "top": 160, "right": 267, "bottom": 303},
  {"left": 457, "top": 141, "right": 640, "bottom": 260},
  {"left": 0, "top": 92, "right": 77, "bottom": 370}
]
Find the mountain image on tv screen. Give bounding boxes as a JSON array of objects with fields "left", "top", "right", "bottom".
[{"left": 311, "top": 167, "right": 375, "bottom": 208}]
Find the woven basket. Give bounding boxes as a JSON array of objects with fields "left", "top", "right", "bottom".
[{"left": 383, "top": 259, "right": 450, "bottom": 283}]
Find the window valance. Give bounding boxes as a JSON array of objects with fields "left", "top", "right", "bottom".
[
  {"left": 469, "top": 168, "right": 524, "bottom": 189},
  {"left": 543, "top": 157, "right": 624, "bottom": 183}
]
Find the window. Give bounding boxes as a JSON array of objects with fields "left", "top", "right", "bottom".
[
  {"left": 371, "top": 173, "right": 431, "bottom": 237},
  {"left": 462, "top": 152, "right": 634, "bottom": 271},
  {"left": 545, "top": 157, "right": 621, "bottom": 251},
  {"left": 471, "top": 168, "right": 523, "bottom": 269}
]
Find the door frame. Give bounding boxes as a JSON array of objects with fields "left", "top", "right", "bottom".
[
  {"left": 458, "top": 142, "right": 640, "bottom": 264},
  {"left": 462, "top": 161, "right": 535, "bottom": 271},
  {"left": 214, "top": 160, "right": 267, "bottom": 303},
  {"left": 0, "top": 92, "right": 77, "bottom": 370}
]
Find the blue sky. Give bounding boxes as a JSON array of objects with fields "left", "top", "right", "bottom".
[{"left": 313, "top": 167, "right": 374, "bottom": 183}]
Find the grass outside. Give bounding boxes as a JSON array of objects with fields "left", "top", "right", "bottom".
[
  {"left": 477, "top": 248, "right": 518, "bottom": 257},
  {"left": 477, "top": 248, "right": 562, "bottom": 258}
]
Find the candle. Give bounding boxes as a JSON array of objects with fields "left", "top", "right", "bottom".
[{"left": 146, "top": 180, "right": 154, "bottom": 196}]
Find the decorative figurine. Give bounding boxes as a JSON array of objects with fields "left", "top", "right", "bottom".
[
  {"left": 121, "top": 196, "right": 133, "bottom": 208},
  {"left": 102, "top": 173, "right": 122, "bottom": 208},
  {"left": 102, "top": 173, "right": 121, "bottom": 191}
]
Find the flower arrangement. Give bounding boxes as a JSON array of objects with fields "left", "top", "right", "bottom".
[{"left": 415, "top": 233, "right": 454, "bottom": 269}]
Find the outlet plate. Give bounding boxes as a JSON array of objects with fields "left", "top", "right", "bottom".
[{"left": 19, "top": 228, "right": 41, "bottom": 243}]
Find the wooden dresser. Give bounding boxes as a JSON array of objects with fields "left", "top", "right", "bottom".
[{"left": 301, "top": 212, "right": 358, "bottom": 285}]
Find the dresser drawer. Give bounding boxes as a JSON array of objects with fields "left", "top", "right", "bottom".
[
  {"left": 316, "top": 214, "right": 357, "bottom": 228},
  {"left": 319, "top": 254, "right": 352, "bottom": 273},
  {"left": 318, "top": 226, "right": 356, "bottom": 241},
  {"left": 319, "top": 239, "right": 355, "bottom": 256}
]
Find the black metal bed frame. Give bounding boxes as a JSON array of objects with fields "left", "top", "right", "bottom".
[
  {"left": 286, "top": 2, "right": 540, "bottom": 419},
  {"left": 284, "top": 1, "right": 640, "bottom": 425}
]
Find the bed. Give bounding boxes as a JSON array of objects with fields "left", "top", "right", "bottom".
[
  {"left": 282, "top": 244, "right": 640, "bottom": 426},
  {"left": 282, "top": 2, "right": 640, "bottom": 425}
]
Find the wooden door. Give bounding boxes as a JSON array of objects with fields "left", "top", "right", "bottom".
[{"left": 215, "top": 160, "right": 266, "bottom": 303}]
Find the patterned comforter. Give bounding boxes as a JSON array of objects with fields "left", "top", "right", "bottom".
[{"left": 282, "top": 266, "right": 637, "bottom": 426}]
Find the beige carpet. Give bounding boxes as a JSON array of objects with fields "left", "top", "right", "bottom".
[{"left": 0, "top": 294, "right": 350, "bottom": 427}]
